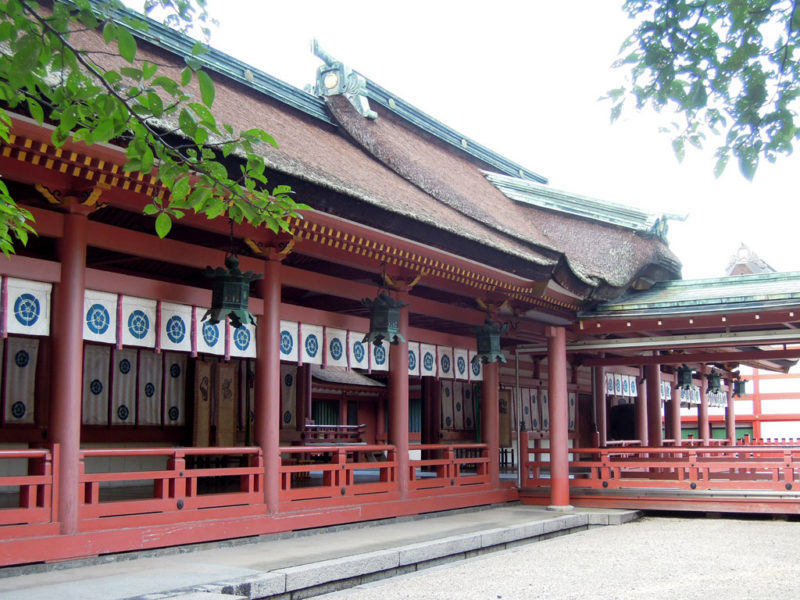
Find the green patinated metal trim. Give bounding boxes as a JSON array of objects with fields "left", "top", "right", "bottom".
[
  {"left": 583, "top": 271, "right": 800, "bottom": 317},
  {"left": 485, "top": 172, "right": 682, "bottom": 238},
  {"left": 91, "top": 1, "right": 547, "bottom": 184},
  {"left": 364, "top": 80, "right": 548, "bottom": 184}
]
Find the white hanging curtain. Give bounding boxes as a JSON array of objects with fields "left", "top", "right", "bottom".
[
  {"left": 370, "top": 342, "right": 389, "bottom": 372},
  {"left": 82, "top": 344, "right": 110, "bottom": 425},
  {"left": 453, "top": 381, "right": 465, "bottom": 429},
  {"left": 279, "top": 320, "right": 299, "bottom": 362},
  {"left": 281, "top": 364, "right": 297, "bottom": 428},
  {"left": 419, "top": 343, "right": 437, "bottom": 377},
  {"left": 83, "top": 290, "right": 117, "bottom": 344},
  {"left": 5, "top": 278, "right": 51, "bottom": 337},
  {"left": 120, "top": 296, "right": 157, "bottom": 348},
  {"left": 468, "top": 351, "right": 483, "bottom": 381},
  {"left": 160, "top": 302, "right": 193, "bottom": 352},
  {"left": 530, "top": 389, "right": 541, "bottom": 430},
  {"left": 4, "top": 336, "right": 38, "bottom": 424},
  {"left": 196, "top": 312, "right": 225, "bottom": 356},
  {"left": 163, "top": 352, "right": 187, "bottom": 425},
  {"left": 300, "top": 324, "right": 323, "bottom": 365},
  {"left": 463, "top": 383, "right": 476, "bottom": 430},
  {"left": 541, "top": 389, "right": 550, "bottom": 430},
  {"left": 110, "top": 347, "right": 137, "bottom": 425},
  {"left": 138, "top": 350, "right": 162, "bottom": 425},
  {"left": 325, "top": 327, "right": 348, "bottom": 368},
  {"left": 348, "top": 331, "right": 369, "bottom": 370},
  {"left": 440, "top": 380, "right": 454, "bottom": 429},
  {"left": 453, "top": 348, "right": 469, "bottom": 380},
  {"left": 407, "top": 342, "right": 420, "bottom": 376},
  {"left": 437, "top": 346, "right": 454, "bottom": 379},
  {"left": 229, "top": 323, "right": 257, "bottom": 358}
]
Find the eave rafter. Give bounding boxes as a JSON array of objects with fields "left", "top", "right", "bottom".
[
  {"left": 577, "top": 308, "right": 800, "bottom": 335},
  {"left": 1, "top": 116, "right": 580, "bottom": 318}
]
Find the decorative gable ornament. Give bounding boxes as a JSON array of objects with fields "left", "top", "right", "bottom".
[
  {"left": 362, "top": 292, "right": 407, "bottom": 346},
  {"left": 203, "top": 255, "right": 262, "bottom": 329},
  {"left": 471, "top": 318, "right": 508, "bottom": 364},
  {"left": 311, "top": 39, "right": 377, "bottom": 120}
]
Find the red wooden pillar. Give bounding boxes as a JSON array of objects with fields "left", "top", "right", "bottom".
[
  {"left": 50, "top": 210, "right": 88, "bottom": 535},
  {"left": 594, "top": 367, "right": 607, "bottom": 447},
  {"left": 635, "top": 371, "right": 649, "bottom": 446},
  {"left": 546, "top": 326, "right": 570, "bottom": 509},
  {"left": 388, "top": 291, "right": 409, "bottom": 498},
  {"left": 481, "top": 362, "right": 500, "bottom": 488},
  {"left": 646, "top": 365, "right": 662, "bottom": 446},
  {"left": 725, "top": 383, "right": 736, "bottom": 445},
  {"left": 256, "top": 259, "right": 281, "bottom": 513},
  {"left": 698, "top": 365, "right": 710, "bottom": 443},
  {"left": 670, "top": 385, "right": 682, "bottom": 445}
]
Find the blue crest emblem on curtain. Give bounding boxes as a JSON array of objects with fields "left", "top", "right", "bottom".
[
  {"left": 86, "top": 304, "right": 110, "bottom": 335},
  {"left": 280, "top": 330, "right": 293, "bottom": 355},
  {"left": 305, "top": 334, "right": 319, "bottom": 358},
  {"left": 127, "top": 310, "right": 149, "bottom": 340},
  {"left": 408, "top": 350, "right": 416, "bottom": 371},
  {"left": 233, "top": 326, "right": 251, "bottom": 351},
  {"left": 166, "top": 315, "right": 186, "bottom": 344},
  {"left": 353, "top": 341, "right": 365, "bottom": 363},
  {"left": 14, "top": 293, "right": 40, "bottom": 327},
  {"left": 329, "top": 338, "right": 343, "bottom": 360},
  {"left": 203, "top": 321, "right": 219, "bottom": 347},
  {"left": 374, "top": 345, "right": 386, "bottom": 365}
]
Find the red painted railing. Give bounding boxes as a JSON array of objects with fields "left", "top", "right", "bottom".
[
  {"left": 0, "top": 446, "right": 57, "bottom": 526},
  {"left": 279, "top": 444, "right": 397, "bottom": 502},
  {"left": 408, "top": 444, "right": 490, "bottom": 491},
  {"left": 79, "top": 447, "right": 264, "bottom": 519},
  {"left": 0, "top": 442, "right": 494, "bottom": 529},
  {"left": 522, "top": 445, "right": 800, "bottom": 493}
]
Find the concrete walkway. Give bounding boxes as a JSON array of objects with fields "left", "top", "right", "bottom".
[{"left": 0, "top": 504, "right": 639, "bottom": 600}]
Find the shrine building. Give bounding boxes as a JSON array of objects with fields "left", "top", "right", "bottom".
[{"left": 1, "top": 4, "right": 800, "bottom": 567}]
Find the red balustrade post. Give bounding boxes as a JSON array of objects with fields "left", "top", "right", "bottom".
[
  {"left": 547, "top": 326, "right": 571, "bottom": 509},
  {"left": 256, "top": 259, "right": 282, "bottom": 513},
  {"left": 388, "top": 290, "right": 409, "bottom": 498},
  {"left": 51, "top": 210, "right": 88, "bottom": 534}
]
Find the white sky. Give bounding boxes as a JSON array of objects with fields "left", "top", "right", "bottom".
[{"left": 189, "top": 1, "right": 800, "bottom": 280}]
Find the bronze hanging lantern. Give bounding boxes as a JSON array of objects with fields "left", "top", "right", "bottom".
[
  {"left": 677, "top": 363, "right": 694, "bottom": 390},
  {"left": 203, "top": 254, "right": 263, "bottom": 329},
  {"left": 706, "top": 369, "right": 722, "bottom": 394},
  {"left": 732, "top": 376, "right": 748, "bottom": 398},
  {"left": 471, "top": 317, "right": 508, "bottom": 364},
  {"left": 361, "top": 292, "right": 408, "bottom": 346}
]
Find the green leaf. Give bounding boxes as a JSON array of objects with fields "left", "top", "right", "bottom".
[
  {"left": 196, "top": 70, "right": 215, "bottom": 107},
  {"left": 181, "top": 67, "right": 192, "bottom": 86},
  {"left": 178, "top": 108, "right": 196, "bottom": 137},
  {"left": 141, "top": 61, "right": 158, "bottom": 80},
  {"left": 26, "top": 98, "right": 44, "bottom": 123},
  {"left": 171, "top": 175, "right": 191, "bottom": 201},
  {"left": 142, "top": 203, "right": 159, "bottom": 216},
  {"left": 117, "top": 28, "right": 138, "bottom": 63},
  {"left": 155, "top": 211, "right": 172, "bottom": 238},
  {"left": 103, "top": 21, "right": 118, "bottom": 45}
]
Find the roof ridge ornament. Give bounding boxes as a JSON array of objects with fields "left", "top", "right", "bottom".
[{"left": 310, "top": 39, "right": 377, "bottom": 120}]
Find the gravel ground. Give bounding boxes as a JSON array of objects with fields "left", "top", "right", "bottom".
[{"left": 311, "top": 515, "right": 800, "bottom": 600}]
